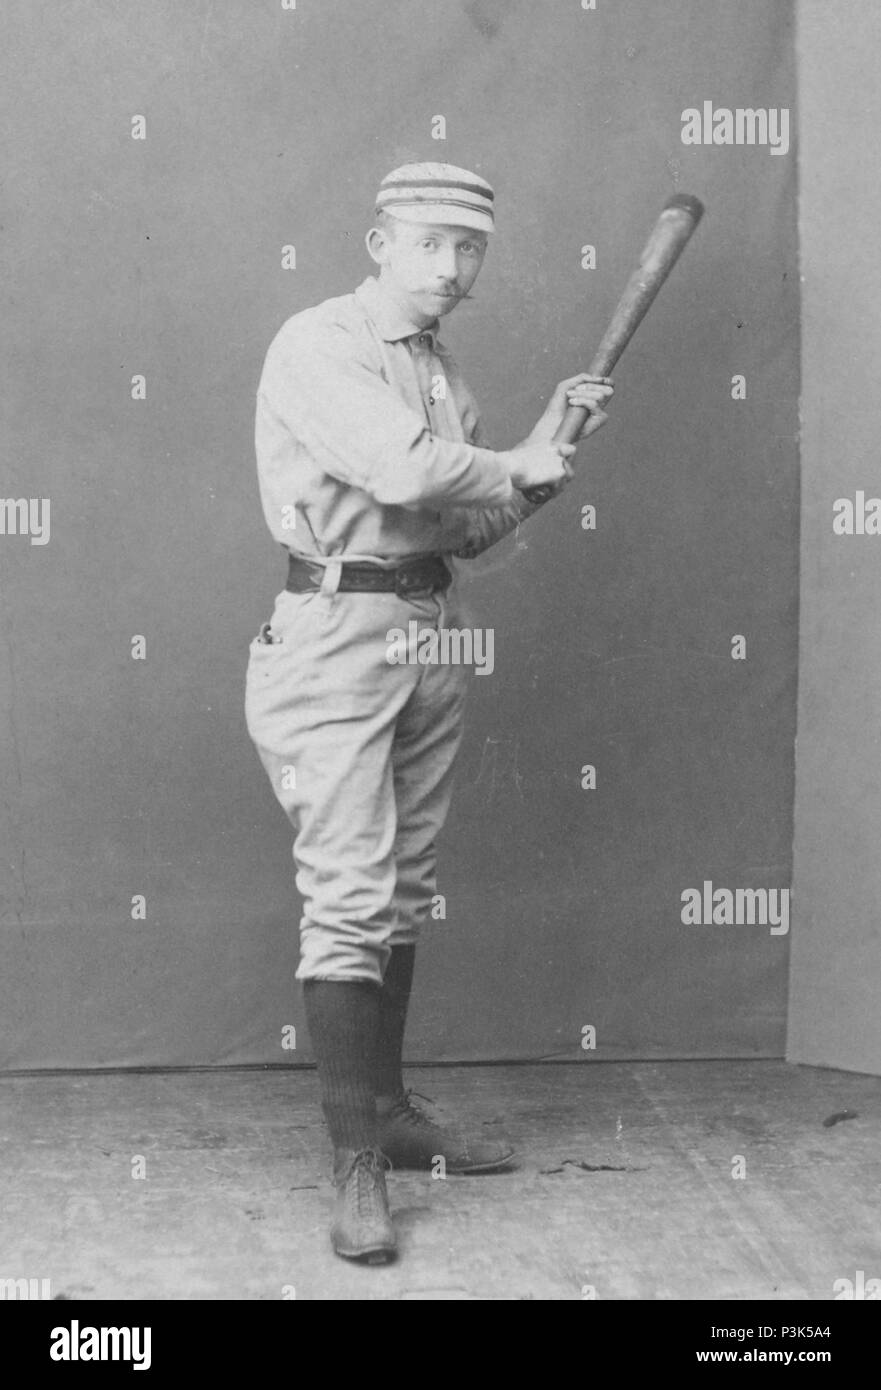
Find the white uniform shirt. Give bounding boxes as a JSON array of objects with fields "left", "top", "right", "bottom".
[{"left": 254, "top": 274, "right": 537, "bottom": 564}]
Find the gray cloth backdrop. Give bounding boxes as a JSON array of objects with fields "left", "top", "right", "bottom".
[{"left": 0, "top": 0, "right": 798, "bottom": 1068}]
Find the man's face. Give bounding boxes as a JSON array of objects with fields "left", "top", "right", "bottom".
[{"left": 370, "top": 219, "right": 488, "bottom": 323}]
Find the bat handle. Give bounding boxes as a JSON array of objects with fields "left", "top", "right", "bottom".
[{"left": 519, "top": 402, "right": 592, "bottom": 506}]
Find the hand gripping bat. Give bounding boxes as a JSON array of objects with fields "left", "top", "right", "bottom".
[{"left": 521, "top": 192, "right": 705, "bottom": 505}]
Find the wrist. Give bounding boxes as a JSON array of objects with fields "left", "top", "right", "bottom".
[
  {"left": 497, "top": 449, "right": 525, "bottom": 489},
  {"left": 470, "top": 447, "right": 516, "bottom": 505}
]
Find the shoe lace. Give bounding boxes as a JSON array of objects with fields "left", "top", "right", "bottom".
[
  {"left": 394, "top": 1089, "right": 441, "bottom": 1128},
  {"left": 388, "top": 1090, "right": 474, "bottom": 1161},
  {"left": 344, "top": 1147, "right": 392, "bottom": 1219}
]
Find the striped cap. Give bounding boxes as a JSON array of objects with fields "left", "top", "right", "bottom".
[{"left": 376, "top": 162, "right": 495, "bottom": 234}]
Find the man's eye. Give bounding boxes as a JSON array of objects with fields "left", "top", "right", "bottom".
[{"left": 420, "top": 240, "right": 437, "bottom": 249}]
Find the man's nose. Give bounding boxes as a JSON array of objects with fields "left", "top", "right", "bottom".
[{"left": 434, "top": 246, "right": 458, "bottom": 280}]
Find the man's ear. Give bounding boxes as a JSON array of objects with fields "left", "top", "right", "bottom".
[{"left": 365, "top": 227, "right": 389, "bottom": 266}]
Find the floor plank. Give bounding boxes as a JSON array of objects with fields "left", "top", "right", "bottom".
[{"left": 0, "top": 1061, "right": 878, "bottom": 1300}]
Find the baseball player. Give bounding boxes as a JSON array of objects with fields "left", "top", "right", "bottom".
[{"left": 246, "top": 162, "right": 614, "bottom": 1263}]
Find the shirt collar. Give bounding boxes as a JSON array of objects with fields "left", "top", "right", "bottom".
[{"left": 355, "top": 276, "right": 443, "bottom": 351}]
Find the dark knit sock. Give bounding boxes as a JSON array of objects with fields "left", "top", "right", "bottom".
[
  {"left": 303, "top": 980, "right": 381, "bottom": 1152},
  {"left": 375, "top": 944, "right": 416, "bottom": 1108}
]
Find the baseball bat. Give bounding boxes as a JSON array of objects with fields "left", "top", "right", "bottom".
[{"left": 521, "top": 192, "right": 705, "bottom": 505}]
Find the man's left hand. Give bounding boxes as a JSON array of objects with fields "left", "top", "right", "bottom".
[{"left": 533, "top": 373, "right": 615, "bottom": 444}]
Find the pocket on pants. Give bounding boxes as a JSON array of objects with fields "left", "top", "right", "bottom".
[
  {"left": 252, "top": 619, "right": 280, "bottom": 647},
  {"left": 247, "top": 590, "right": 320, "bottom": 654},
  {"left": 245, "top": 592, "right": 323, "bottom": 745}
]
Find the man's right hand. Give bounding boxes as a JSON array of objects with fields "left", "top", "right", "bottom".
[{"left": 504, "top": 439, "right": 577, "bottom": 495}]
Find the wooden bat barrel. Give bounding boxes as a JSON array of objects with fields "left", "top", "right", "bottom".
[{"left": 521, "top": 193, "right": 705, "bottom": 505}]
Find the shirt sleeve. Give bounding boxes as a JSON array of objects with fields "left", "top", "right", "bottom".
[
  {"left": 257, "top": 317, "right": 515, "bottom": 511},
  {"left": 437, "top": 407, "right": 546, "bottom": 556},
  {"left": 438, "top": 491, "right": 545, "bottom": 557}
]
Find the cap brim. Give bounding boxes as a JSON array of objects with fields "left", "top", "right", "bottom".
[{"left": 380, "top": 204, "right": 494, "bottom": 234}]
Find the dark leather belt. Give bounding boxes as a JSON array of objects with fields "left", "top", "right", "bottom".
[{"left": 286, "top": 552, "right": 452, "bottom": 599}]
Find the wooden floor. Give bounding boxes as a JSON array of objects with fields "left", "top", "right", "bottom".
[{"left": 1, "top": 1061, "right": 879, "bottom": 1300}]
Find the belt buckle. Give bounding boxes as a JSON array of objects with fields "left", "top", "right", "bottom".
[{"left": 394, "top": 559, "right": 436, "bottom": 600}]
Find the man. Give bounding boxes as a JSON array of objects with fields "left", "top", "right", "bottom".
[{"left": 246, "top": 162, "right": 613, "bottom": 1263}]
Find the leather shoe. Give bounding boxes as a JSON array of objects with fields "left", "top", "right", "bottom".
[
  {"left": 330, "top": 1146, "right": 397, "bottom": 1263},
  {"left": 377, "top": 1091, "right": 515, "bottom": 1174}
]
